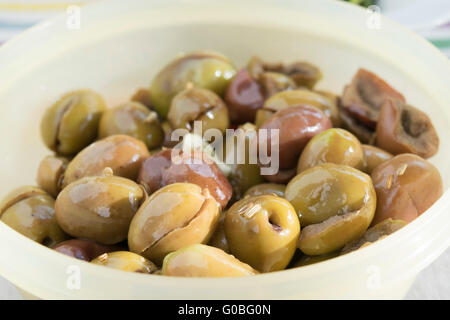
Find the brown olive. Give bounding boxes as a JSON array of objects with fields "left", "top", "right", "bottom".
[
  {"left": 0, "top": 186, "right": 67, "bottom": 246},
  {"left": 243, "top": 183, "right": 286, "bottom": 198},
  {"left": 55, "top": 171, "right": 145, "bottom": 244},
  {"left": 224, "top": 69, "right": 265, "bottom": 124},
  {"left": 258, "top": 72, "right": 297, "bottom": 97},
  {"left": 36, "top": 155, "right": 69, "bottom": 198},
  {"left": 375, "top": 99, "right": 439, "bottom": 158},
  {"left": 297, "top": 128, "right": 364, "bottom": 173},
  {"left": 138, "top": 149, "right": 232, "bottom": 209},
  {"left": 128, "top": 183, "right": 220, "bottom": 265},
  {"left": 168, "top": 87, "right": 229, "bottom": 134},
  {"left": 258, "top": 105, "right": 332, "bottom": 170},
  {"left": 225, "top": 195, "right": 300, "bottom": 272},
  {"left": 162, "top": 244, "right": 258, "bottom": 277},
  {"left": 362, "top": 144, "right": 393, "bottom": 174},
  {"left": 54, "top": 239, "right": 122, "bottom": 261},
  {"left": 92, "top": 251, "right": 157, "bottom": 273},
  {"left": 340, "top": 218, "right": 406, "bottom": 255},
  {"left": 98, "top": 102, "right": 164, "bottom": 150},
  {"left": 130, "top": 88, "right": 153, "bottom": 109},
  {"left": 371, "top": 153, "right": 443, "bottom": 224},
  {"left": 285, "top": 164, "right": 376, "bottom": 255},
  {"left": 62, "top": 135, "right": 150, "bottom": 187},
  {"left": 208, "top": 212, "right": 229, "bottom": 253}
]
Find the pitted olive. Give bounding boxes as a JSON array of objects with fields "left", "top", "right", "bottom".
[
  {"left": 54, "top": 239, "right": 122, "bottom": 261},
  {"left": 371, "top": 153, "right": 442, "bottom": 224},
  {"left": 168, "top": 87, "right": 229, "bottom": 134},
  {"left": 297, "top": 128, "right": 364, "bottom": 173},
  {"left": 55, "top": 170, "right": 145, "bottom": 244},
  {"left": 243, "top": 183, "right": 286, "bottom": 198},
  {"left": 0, "top": 186, "right": 67, "bottom": 246},
  {"left": 128, "top": 183, "right": 220, "bottom": 265},
  {"left": 98, "top": 101, "right": 163, "bottom": 150},
  {"left": 40, "top": 89, "right": 106, "bottom": 155},
  {"left": 36, "top": 155, "right": 69, "bottom": 198},
  {"left": 285, "top": 164, "right": 376, "bottom": 255},
  {"left": 62, "top": 135, "right": 150, "bottom": 187},
  {"left": 225, "top": 194, "right": 300, "bottom": 272},
  {"left": 362, "top": 144, "right": 393, "bottom": 174},
  {"left": 92, "top": 251, "right": 157, "bottom": 273},
  {"left": 162, "top": 244, "right": 257, "bottom": 277},
  {"left": 149, "top": 51, "right": 236, "bottom": 118}
]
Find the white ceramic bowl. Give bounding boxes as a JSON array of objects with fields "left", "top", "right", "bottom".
[{"left": 0, "top": 0, "right": 449, "bottom": 299}]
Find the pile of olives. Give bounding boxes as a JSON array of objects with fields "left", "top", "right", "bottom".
[{"left": 0, "top": 51, "right": 443, "bottom": 277}]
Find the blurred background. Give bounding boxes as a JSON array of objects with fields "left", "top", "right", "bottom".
[{"left": 0, "top": 0, "right": 448, "bottom": 300}]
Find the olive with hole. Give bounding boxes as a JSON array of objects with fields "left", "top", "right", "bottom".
[
  {"left": 91, "top": 251, "right": 157, "bottom": 273},
  {"left": 36, "top": 155, "right": 69, "bottom": 198}
]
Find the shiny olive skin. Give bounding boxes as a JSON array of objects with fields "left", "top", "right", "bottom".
[
  {"left": 40, "top": 89, "right": 106, "bottom": 155},
  {"left": 224, "top": 69, "right": 265, "bottom": 124},
  {"left": 292, "top": 252, "right": 339, "bottom": 268},
  {"left": 138, "top": 149, "right": 232, "bottom": 209},
  {"left": 376, "top": 99, "right": 439, "bottom": 159},
  {"left": 225, "top": 195, "right": 300, "bottom": 272},
  {"left": 255, "top": 89, "right": 339, "bottom": 127},
  {"left": 208, "top": 213, "right": 229, "bottom": 253},
  {"left": 55, "top": 173, "right": 145, "bottom": 244},
  {"left": 62, "top": 135, "right": 150, "bottom": 187},
  {"left": 36, "top": 155, "right": 69, "bottom": 198},
  {"left": 371, "top": 153, "right": 442, "bottom": 224},
  {"left": 285, "top": 164, "right": 376, "bottom": 255},
  {"left": 340, "top": 218, "right": 406, "bottom": 255},
  {"left": 362, "top": 144, "right": 393, "bottom": 174},
  {"left": 258, "top": 105, "right": 332, "bottom": 170},
  {"left": 0, "top": 186, "right": 67, "bottom": 246},
  {"left": 54, "top": 239, "right": 122, "bottom": 261},
  {"left": 98, "top": 102, "right": 163, "bottom": 150},
  {"left": 297, "top": 128, "right": 364, "bottom": 173},
  {"left": 131, "top": 88, "right": 153, "bottom": 109},
  {"left": 92, "top": 251, "right": 157, "bottom": 273},
  {"left": 243, "top": 183, "right": 286, "bottom": 198},
  {"left": 128, "top": 183, "right": 220, "bottom": 265},
  {"left": 149, "top": 51, "right": 236, "bottom": 119},
  {"left": 168, "top": 87, "right": 229, "bottom": 134},
  {"left": 162, "top": 244, "right": 258, "bottom": 277}
]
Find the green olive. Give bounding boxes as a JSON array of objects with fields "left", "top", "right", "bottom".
[
  {"left": 208, "top": 212, "right": 229, "bottom": 253},
  {"left": 243, "top": 183, "right": 286, "bottom": 198},
  {"left": 255, "top": 89, "right": 339, "bottom": 127},
  {"left": 168, "top": 87, "right": 229, "bottom": 134},
  {"left": 292, "top": 252, "right": 339, "bottom": 268},
  {"left": 91, "top": 251, "right": 157, "bottom": 273},
  {"left": 225, "top": 195, "right": 300, "bottom": 272},
  {"left": 98, "top": 102, "right": 163, "bottom": 150},
  {"left": 162, "top": 244, "right": 258, "bottom": 277},
  {"left": 150, "top": 51, "right": 236, "bottom": 119},
  {"left": 0, "top": 186, "right": 67, "bottom": 246},
  {"left": 285, "top": 164, "right": 376, "bottom": 255},
  {"left": 362, "top": 144, "right": 393, "bottom": 174},
  {"left": 297, "top": 128, "right": 364, "bottom": 173},
  {"left": 36, "top": 155, "right": 69, "bottom": 198},
  {"left": 40, "top": 89, "right": 106, "bottom": 155},
  {"left": 62, "top": 135, "right": 150, "bottom": 187},
  {"left": 128, "top": 183, "right": 220, "bottom": 265},
  {"left": 55, "top": 170, "right": 145, "bottom": 244}
]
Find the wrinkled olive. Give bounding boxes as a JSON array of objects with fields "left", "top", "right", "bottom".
[
  {"left": 292, "top": 252, "right": 339, "bottom": 268},
  {"left": 62, "top": 135, "right": 150, "bottom": 187},
  {"left": 207, "top": 213, "right": 229, "bottom": 253},
  {"left": 55, "top": 171, "right": 145, "bottom": 244},
  {"left": 255, "top": 89, "right": 339, "bottom": 127},
  {"left": 224, "top": 69, "right": 265, "bottom": 124},
  {"left": 149, "top": 51, "right": 236, "bottom": 118},
  {"left": 376, "top": 99, "right": 439, "bottom": 158},
  {"left": 92, "top": 251, "right": 157, "bottom": 273},
  {"left": 36, "top": 155, "right": 69, "bottom": 198},
  {"left": 0, "top": 186, "right": 67, "bottom": 246},
  {"left": 371, "top": 153, "right": 442, "bottom": 224},
  {"left": 340, "top": 218, "right": 406, "bottom": 255},
  {"left": 225, "top": 195, "right": 300, "bottom": 272},
  {"left": 138, "top": 149, "right": 232, "bottom": 208},
  {"left": 362, "top": 144, "right": 393, "bottom": 174},
  {"left": 98, "top": 102, "right": 163, "bottom": 150},
  {"left": 54, "top": 239, "right": 122, "bottom": 261},
  {"left": 297, "top": 128, "right": 364, "bottom": 173},
  {"left": 258, "top": 105, "right": 332, "bottom": 170},
  {"left": 168, "top": 87, "right": 229, "bottom": 134},
  {"left": 131, "top": 88, "right": 153, "bottom": 109},
  {"left": 243, "top": 183, "right": 286, "bottom": 198},
  {"left": 162, "top": 244, "right": 257, "bottom": 277},
  {"left": 285, "top": 164, "right": 376, "bottom": 255},
  {"left": 40, "top": 89, "right": 106, "bottom": 155},
  {"left": 128, "top": 183, "right": 220, "bottom": 265}
]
